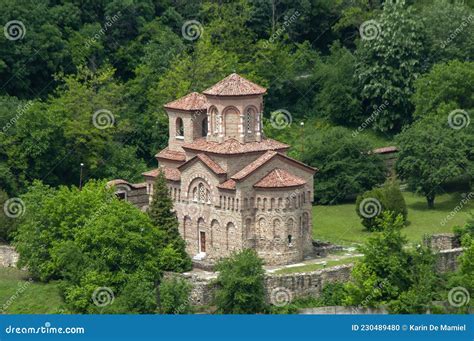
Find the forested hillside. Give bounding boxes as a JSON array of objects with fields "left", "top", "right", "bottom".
[{"left": 0, "top": 0, "right": 472, "bottom": 198}]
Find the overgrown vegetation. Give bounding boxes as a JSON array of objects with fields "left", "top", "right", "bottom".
[
  {"left": 356, "top": 182, "right": 407, "bottom": 231},
  {"left": 214, "top": 249, "right": 267, "bottom": 314},
  {"left": 13, "top": 180, "right": 188, "bottom": 313}
]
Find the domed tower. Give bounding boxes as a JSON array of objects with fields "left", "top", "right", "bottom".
[
  {"left": 163, "top": 92, "right": 208, "bottom": 153},
  {"left": 202, "top": 73, "right": 266, "bottom": 144}
]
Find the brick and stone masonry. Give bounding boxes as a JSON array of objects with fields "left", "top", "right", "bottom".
[{"left": 109, "top": 74, "right": 317, "bottom": 266}]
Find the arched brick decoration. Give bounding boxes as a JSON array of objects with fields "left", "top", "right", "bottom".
[
  {"left": 287, "top": 217, "right": 296, "bottom": 241},
  {"left": 223, "top": 106, "right": 240, "bottom": 139},
  {"left": 244, "top": 217, "right": 253, "bottom": 240},
  {"left": 210, "top": 219, "right": 220, "bottom": 247},
  {"left": 273, "top": 218, "right": 284, "bottom": 240},
  {"left": 185, "top": 174, "right": 214, "bottom": 204},
  {"left": 303, "top": 212, "right": 309, "bottom": 234},
  {"left": 226, "top": 222, "right": 237, "bottom": 252},
  {"left": 183, "top": 216, "right": 191, "bottom": 240},
  {"left": 208, "top": 106, "right": 218, "bottom": 135}
]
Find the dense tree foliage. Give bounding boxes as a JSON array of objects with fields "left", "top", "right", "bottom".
[
  {"left": 356, "top": 181, "right": 407, "bottom": 231},
  {"left": 158, "top": 276, "right": 193, "bottom": 314},
  {"left": 344, "top": 212, "right": 440, "bottom": 313},
  {"left": 13, "top": 180, "right": 184, "bottom": 313},
  {"left": 214, "top": 249, "right": 266, "bottom": 314},
  {"left": 148, "top": 171, "right": 192, "bottom": 272},
  {"left": 0, "top": 0, "right": 472, "bottom": 203},
  {"left": 301, "top": 127, "right": 386, "bottom": 204},
  {"left": 395, "top": 118, "right": 470, "bottom": 208},
  {"left": 355, "top": 0, "right": 426, "bottom": 132}
]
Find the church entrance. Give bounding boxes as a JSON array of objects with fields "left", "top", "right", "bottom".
[{"left": 199, "top": 231, "right": 206, "bottom": 253}]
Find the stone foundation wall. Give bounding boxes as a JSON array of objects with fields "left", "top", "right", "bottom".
[
  {"left": 182, "top": 264, "right": 353, "bottom": 306},
  {"left": 435, "top": 247, "right": 463, "bottom": 273},
  {"left": 0, "top": 245, "right": 19, "bottom": 267},
  {"left": 264, "top": 265, "right": 352, "bottom": 302},
  {"left": 423, "top": 233, "right": 459, "bottom": 251},
  {"left": 182, "top": 246, "right": 465, "bottom": 307}
]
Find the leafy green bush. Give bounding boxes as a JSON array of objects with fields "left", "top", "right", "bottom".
[
  {"left": 214, "top": 249, "right": 266, "bottom": 314},
  {"left": 158, "top": 276, "right": 192, "bottom": 314},
  {"left": 344, "top": 212, "right": 439, "bottom": 312},
  {"left": 356, "top": 182, "right": 407, "bottom": 231},
  {"left": 14, "top": 180, "right": 183, "bottom": 313}
]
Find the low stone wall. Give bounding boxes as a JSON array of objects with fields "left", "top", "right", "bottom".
[
  {"left": 180, "top": 272, "right": 218, "bottom": 306},
  {"left": 183, "top": 264, "right": 353, "bottom": 306},
  {"left": 183, "top": 245, "right": 465, "bottom": 307},
  {"left": 423, "top": 233, "right": 459, "bottom": 251},
  {"left": 0, "top": 245, "right": 19, "bottom": 267},
  {"left": 264, "top": 264, "right": 352, "bottom": 302},
  {"left": 436, "top": 247, "right": 463, "bottom": 273}
]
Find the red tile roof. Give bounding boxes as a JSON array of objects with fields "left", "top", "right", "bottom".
[
  {"left": 179, "top": 153, "right": 226, "bottom": 175},
  {"left": 164, "top": 92, "right": 208, "bottom": 111},
  {"left": 231, "top": 151, "right": 317, "bottom": 181},
  {"left": 232, "top": 151, "right": 277, "bottom": 180},
  {"left": 203, "top": 73, "right": 267, "bottom": 96},
  {"left": 217, "top": 179, "right": 236, "bottom": 190},
  {"left": 372, "top": 146, "right": 398, "bottom": 154},
  {"left": 142, "top": 167, "right": 181, "bottom": 182},
  {"left": 106, "top": 179, "right": 147, "bottom": 189},
  {"left": 182, "top": 138, "right": 289, "bottom": 155},
  {"left": 155, "top": 148, "right": 186, "bottom": 162},
  {"left": 254, "top": 169, "right": 306, "bottom": 189}
]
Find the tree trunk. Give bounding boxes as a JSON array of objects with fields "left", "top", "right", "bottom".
[{"left": 426, "top": 195, "right": 435, "bottom": 209}]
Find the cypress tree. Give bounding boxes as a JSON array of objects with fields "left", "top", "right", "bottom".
[{"left": 148, "top": 170, "right": 191, "bottom": 271}]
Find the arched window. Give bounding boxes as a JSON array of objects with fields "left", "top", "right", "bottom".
[
  {"left": 199, "top": 183, "right": 206, "bottom": 202},
  {"left": 201, "top": 116, "right": 208, "bottom": 137},
  {"left": 245, "top": 107, "right": 256, "bottom": 134},
  {"left": 176, "top": 117, "right": 184, "bottom": 137}
]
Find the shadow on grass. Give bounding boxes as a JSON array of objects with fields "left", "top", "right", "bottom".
[{"left": 407, "top": 192, "right": 467, "bottom": 212}]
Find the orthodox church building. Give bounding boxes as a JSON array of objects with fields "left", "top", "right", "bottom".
[{"left": 111, "top": 74, "right": 317, "bottom": 266}]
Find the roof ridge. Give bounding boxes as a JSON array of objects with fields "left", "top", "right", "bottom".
[{"left": 203, "top": 73, "right": 267, "bottom": 96}]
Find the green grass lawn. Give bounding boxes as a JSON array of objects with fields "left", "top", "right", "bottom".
[
  {"left": 0, "top": 267, "right": 65, "bottom": 314},
  {"left": 313, "top": 191, "right": 473, "bottom": 246}
]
